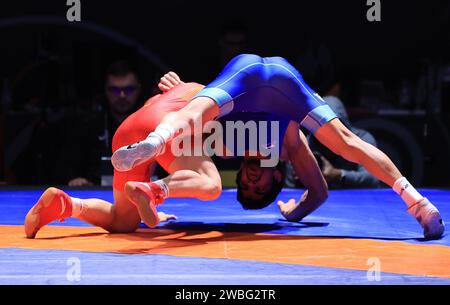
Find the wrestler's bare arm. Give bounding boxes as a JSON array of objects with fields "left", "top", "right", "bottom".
[{"left": 277, "top": 122, "right": 328, "bottom": 222}]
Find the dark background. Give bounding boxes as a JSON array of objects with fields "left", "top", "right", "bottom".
[
  {"left": 2, "top": 1, "right": 449, "bottom": 101},
  {"left": 0, "top": 0, "right": 449, "bottom": 187}
]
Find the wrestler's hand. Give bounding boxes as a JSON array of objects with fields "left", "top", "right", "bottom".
[
  {"left": 158, "top": 71, "right": 183, "bottom": 92},
  {"left": 157, "top": 211, "right": 178, "bottom": 222},
  {"left": 277, "top": 198, "right": 298, "bottom": 221},
  {"left": 277, "top": 191, "right": 309, "bottom": 222}
]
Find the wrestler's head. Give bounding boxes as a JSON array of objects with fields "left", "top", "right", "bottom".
[
  {"left": 105, "top": 60, "right": 141, "bottom": 120},
  {"left": 236, "top": 158, "right": 285, "bottom": 209}
]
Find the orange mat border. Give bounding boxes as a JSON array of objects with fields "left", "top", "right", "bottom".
[{"left": 1, "top": 225, "right": 449, "bottom": 278}]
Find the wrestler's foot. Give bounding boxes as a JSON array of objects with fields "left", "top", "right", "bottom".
[
  {"left": 24, "top": 187, "right": 73, "bottom": 239},
  {"left": 112, "top": 136, "right": 165, "bottom": 172},
  {"left": 124, "top": 181, "right": 166, "bottom": 228},
  {"left": 408, "top": 198, "right": 445, "bottom": 239}
]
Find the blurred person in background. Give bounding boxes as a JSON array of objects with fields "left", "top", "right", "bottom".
[
  {"left": 58, "top": 60, "right": 144, "bottom": 186},
  {"left": 307, "top": 90, "right": 380, "bottom": 189},
  {"left": 286, "top": 45, "right": 380, "bottom": 189}
]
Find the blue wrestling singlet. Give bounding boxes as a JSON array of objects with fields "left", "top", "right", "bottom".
[
  {"left": 217, "top": 112, "right": 289, "bottom": 158},
  {"left": 194, "top": 54, "right": 337, "bottom": 134}
]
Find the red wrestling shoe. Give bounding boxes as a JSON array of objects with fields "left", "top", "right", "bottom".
[
  {"left": 24, "top": 187, "right": 73, "bottom": 239},
  {"left": 124, "top": 181, "right": 166, "bottom": 228}
]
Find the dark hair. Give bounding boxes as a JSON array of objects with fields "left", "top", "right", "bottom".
[
  {"left": 106, "top": 60, "right": 139, "bottom": 79},
  {"left": 235, "top": 161, "right": 286, "bottom": 210}
]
